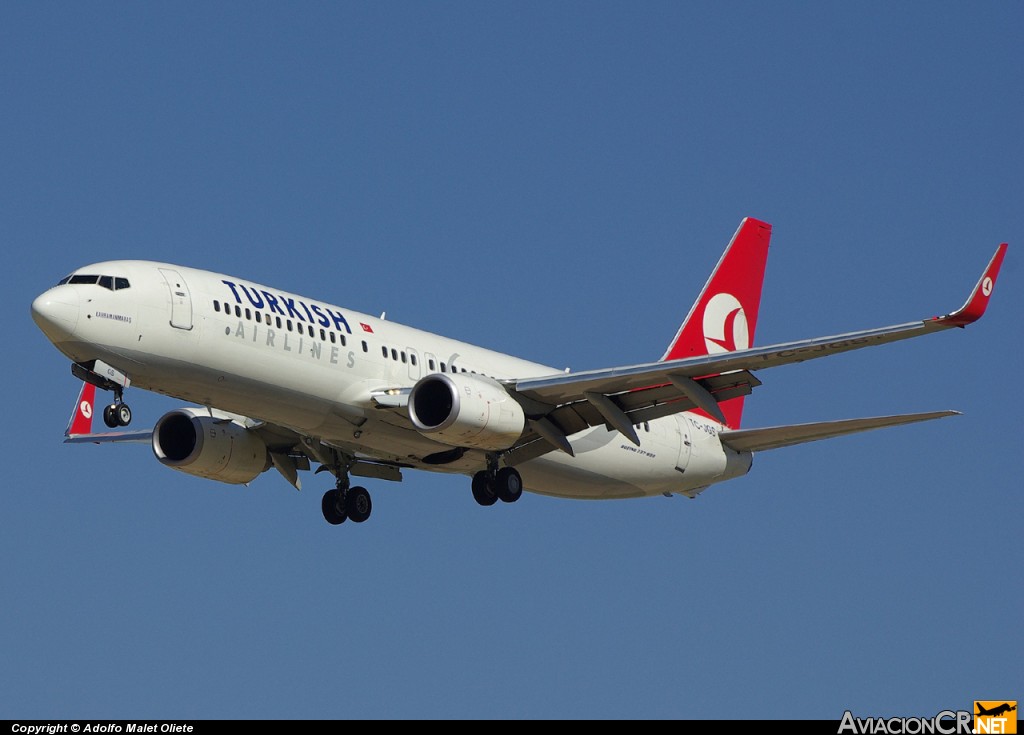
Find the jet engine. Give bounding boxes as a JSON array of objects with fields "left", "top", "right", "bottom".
[
  {"left": 409, "top": 373, "right": 525, "bottom": 451},
  {"left": 152, "top": 409, "right": 270, "bottom": 484}
]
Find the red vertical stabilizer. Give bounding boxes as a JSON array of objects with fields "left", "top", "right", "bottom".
[{"left": 661, "top": 218, "right": 772, "bottom": 428}]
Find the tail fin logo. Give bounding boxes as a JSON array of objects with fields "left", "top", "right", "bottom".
[
  {"left": 67, "top": 381, "right": 97, "bottom": 437},
  {"left": 982, "top": 276, "right": 993, "bottom": 296},
  {"left": 702, "top": 292, "right": 749, "bottom": 354}
]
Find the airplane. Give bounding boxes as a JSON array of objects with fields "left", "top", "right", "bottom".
[
  {"left": 30, "top": 218, "right": 1007, "bottom": 527},
  {"left": 976, "top": 703, "right": 1017, "bottom": 718}
]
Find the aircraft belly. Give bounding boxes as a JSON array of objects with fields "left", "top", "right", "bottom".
[{"left": 519, "top": 425, "right": 682, "bottom": 499}]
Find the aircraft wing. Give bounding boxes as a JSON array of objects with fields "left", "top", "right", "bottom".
[{"left": 503, "top": 243, "right": 1006, "bottom": 450}]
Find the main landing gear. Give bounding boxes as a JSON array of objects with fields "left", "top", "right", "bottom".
[
  {"left": 472, "top": 466, "right": 523, "bottom": 506},
  {"left": 321, "top": 484, "right": 372, "bottom": 525},
  {"left": 315, "top": 447, "right": 522, "bottom": 526},
  {"left": 319, "top": 452, "right": 373, "bottom": 526}
]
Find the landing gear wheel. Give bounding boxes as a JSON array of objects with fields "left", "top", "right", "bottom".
[
  {"left": 345, "top": 486, "right": 372, "bottom": 523},
  {"left": 103, "top": 405, "right": 118, "bottom": 429},
  {"left": 116, "top": 403, "right": 132, "bottom": 427},
  {"left": 472, "top": 471, "right": 499, "bottom": 506},
  {"left": 321, "top": 488, "right": 347, "bottom": 525},
  {"left": 495, "top": 467, "right": 523, "bottom": 504}
]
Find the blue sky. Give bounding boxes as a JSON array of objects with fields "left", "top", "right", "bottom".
[{"left": 3, "top": 2, "right": 1020, "bottom": 719}]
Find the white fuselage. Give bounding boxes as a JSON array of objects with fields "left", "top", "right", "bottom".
[{"left": 33, "top": 261, "right": 752, "bottom": 499}]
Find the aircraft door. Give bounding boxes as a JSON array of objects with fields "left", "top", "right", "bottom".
[
  {"left": 675, "top": 415, "right": 692, "bottom": 471},
  {"left": 407, "top": 347, "right": 421, "bottom": 381},
  {"left": 159, "top": 268, "right": 193, "bottom": 330}
]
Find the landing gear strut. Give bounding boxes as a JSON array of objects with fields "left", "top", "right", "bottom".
[
  {"left": 319, "top": 452, "right": 373, "bottom": 526},
  {"left": 472, "top": 465, "right": 523, "bottom": 506}
]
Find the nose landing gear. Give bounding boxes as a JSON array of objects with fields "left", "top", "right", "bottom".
[
  {"left": 102, "top": 395, "right": 133, "bottom": 428},
  {"left": 73, "top": 360, "right": 134, "bottom": 428}
]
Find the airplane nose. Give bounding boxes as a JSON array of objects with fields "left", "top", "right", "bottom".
[{"left": 31, "top": 286, "right": 80, "bottom": 343}]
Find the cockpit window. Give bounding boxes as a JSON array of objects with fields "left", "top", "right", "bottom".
[{"left": 57, "top": 273, "right": 131, "bottom": 290}]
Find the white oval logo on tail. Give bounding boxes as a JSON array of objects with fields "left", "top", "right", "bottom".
[
  {"left": 982, "top": 276, "right": 993, "bottom": 296},
  {"left": 703, "top": 292, "right": 749, "bottom": 354},
  {"left": 80, "top": 400, "right": 92, "bottom": 419}
]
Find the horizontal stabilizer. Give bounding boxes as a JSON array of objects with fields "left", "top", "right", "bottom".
[
  {"left": 719, "top": 411, "right": 960, "bottom": 453},
  {"left": 66, "top": 430, "right": 153, "bottom": 444}
]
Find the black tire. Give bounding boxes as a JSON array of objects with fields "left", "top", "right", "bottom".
[
  {"left": 471, "top": 471, "right": 498, "bottom": 506},
  {"left": 495, "top": 467, "right": 523, "bottom": 503},
  {"left": 321, "top": 489, "right": 347, "bottom": 525},
  {"left": 116, "top": 403, "right": 132, "bottom": 427},
  {"left": 346, "top": 486, "right": 372, "bottom": 523},
  {"left": 103, "top": 405, "right": 119, "bottom": 429}
]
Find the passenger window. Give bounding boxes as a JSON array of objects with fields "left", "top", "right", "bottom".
[
  {"left": 441, "top": 362, "right": 446, "bottom": 372},
  {"left": 245, "top": 308, "right": 251, "bottom": 320},
  {"left": 235, "top": 305, "right": 241, "bottom": 317},
  {"left": 255, "top": 312, "right": 262, "bottom": 323},
  {"left": 362, "top": 341, "right": 368, "bottom": 353},
  {"left": 340, "top": 335, "right": 347, "bottom": 347},
  {"left": 276, "top": 317, "right": 282, "bottom": 329},
  {"left": 400, "top": 352, "right": 407, "bottom": 364},
  {"left": 287, "top": 320, "right": 293, "bottom": 331},
  {"left": 329, "top": 332, "right": 335, "bottom": 343},
  {"left": 411, "top": 354, "right": 417, "bottom": 366},
  {"left": 429, "top": 359, "right": 436, "bottom": 370},
  {"left": 391, "top": 349, "right": 398, "bottom": 361},
  {"left": 214, "top": 301, "right": 220, "bottom": 313},
  {"left": 382, "top": 346, "right": 388, "bottom": 358}
]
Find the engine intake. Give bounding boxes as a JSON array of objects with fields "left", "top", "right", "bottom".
[
  {"left": 409, "top": 373, "right": 525, "bottom": 451},
  {"left": 152, "top": 409, "right": 270, "bottom": 484}
]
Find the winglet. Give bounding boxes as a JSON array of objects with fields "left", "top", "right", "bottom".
[
  {"left": 934, "top": 243, "right": 1007, "bottom": 327},
  {"left": 66, "top": 382, "right": 97, "bottom": 437}
]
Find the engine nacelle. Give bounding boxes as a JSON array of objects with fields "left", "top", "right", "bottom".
[
  {"left": 409, "top": 372, "right": 526, "bottom": 451},
  {"left": 152, "top": 409, "right": 270, "bottom": 484}
]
